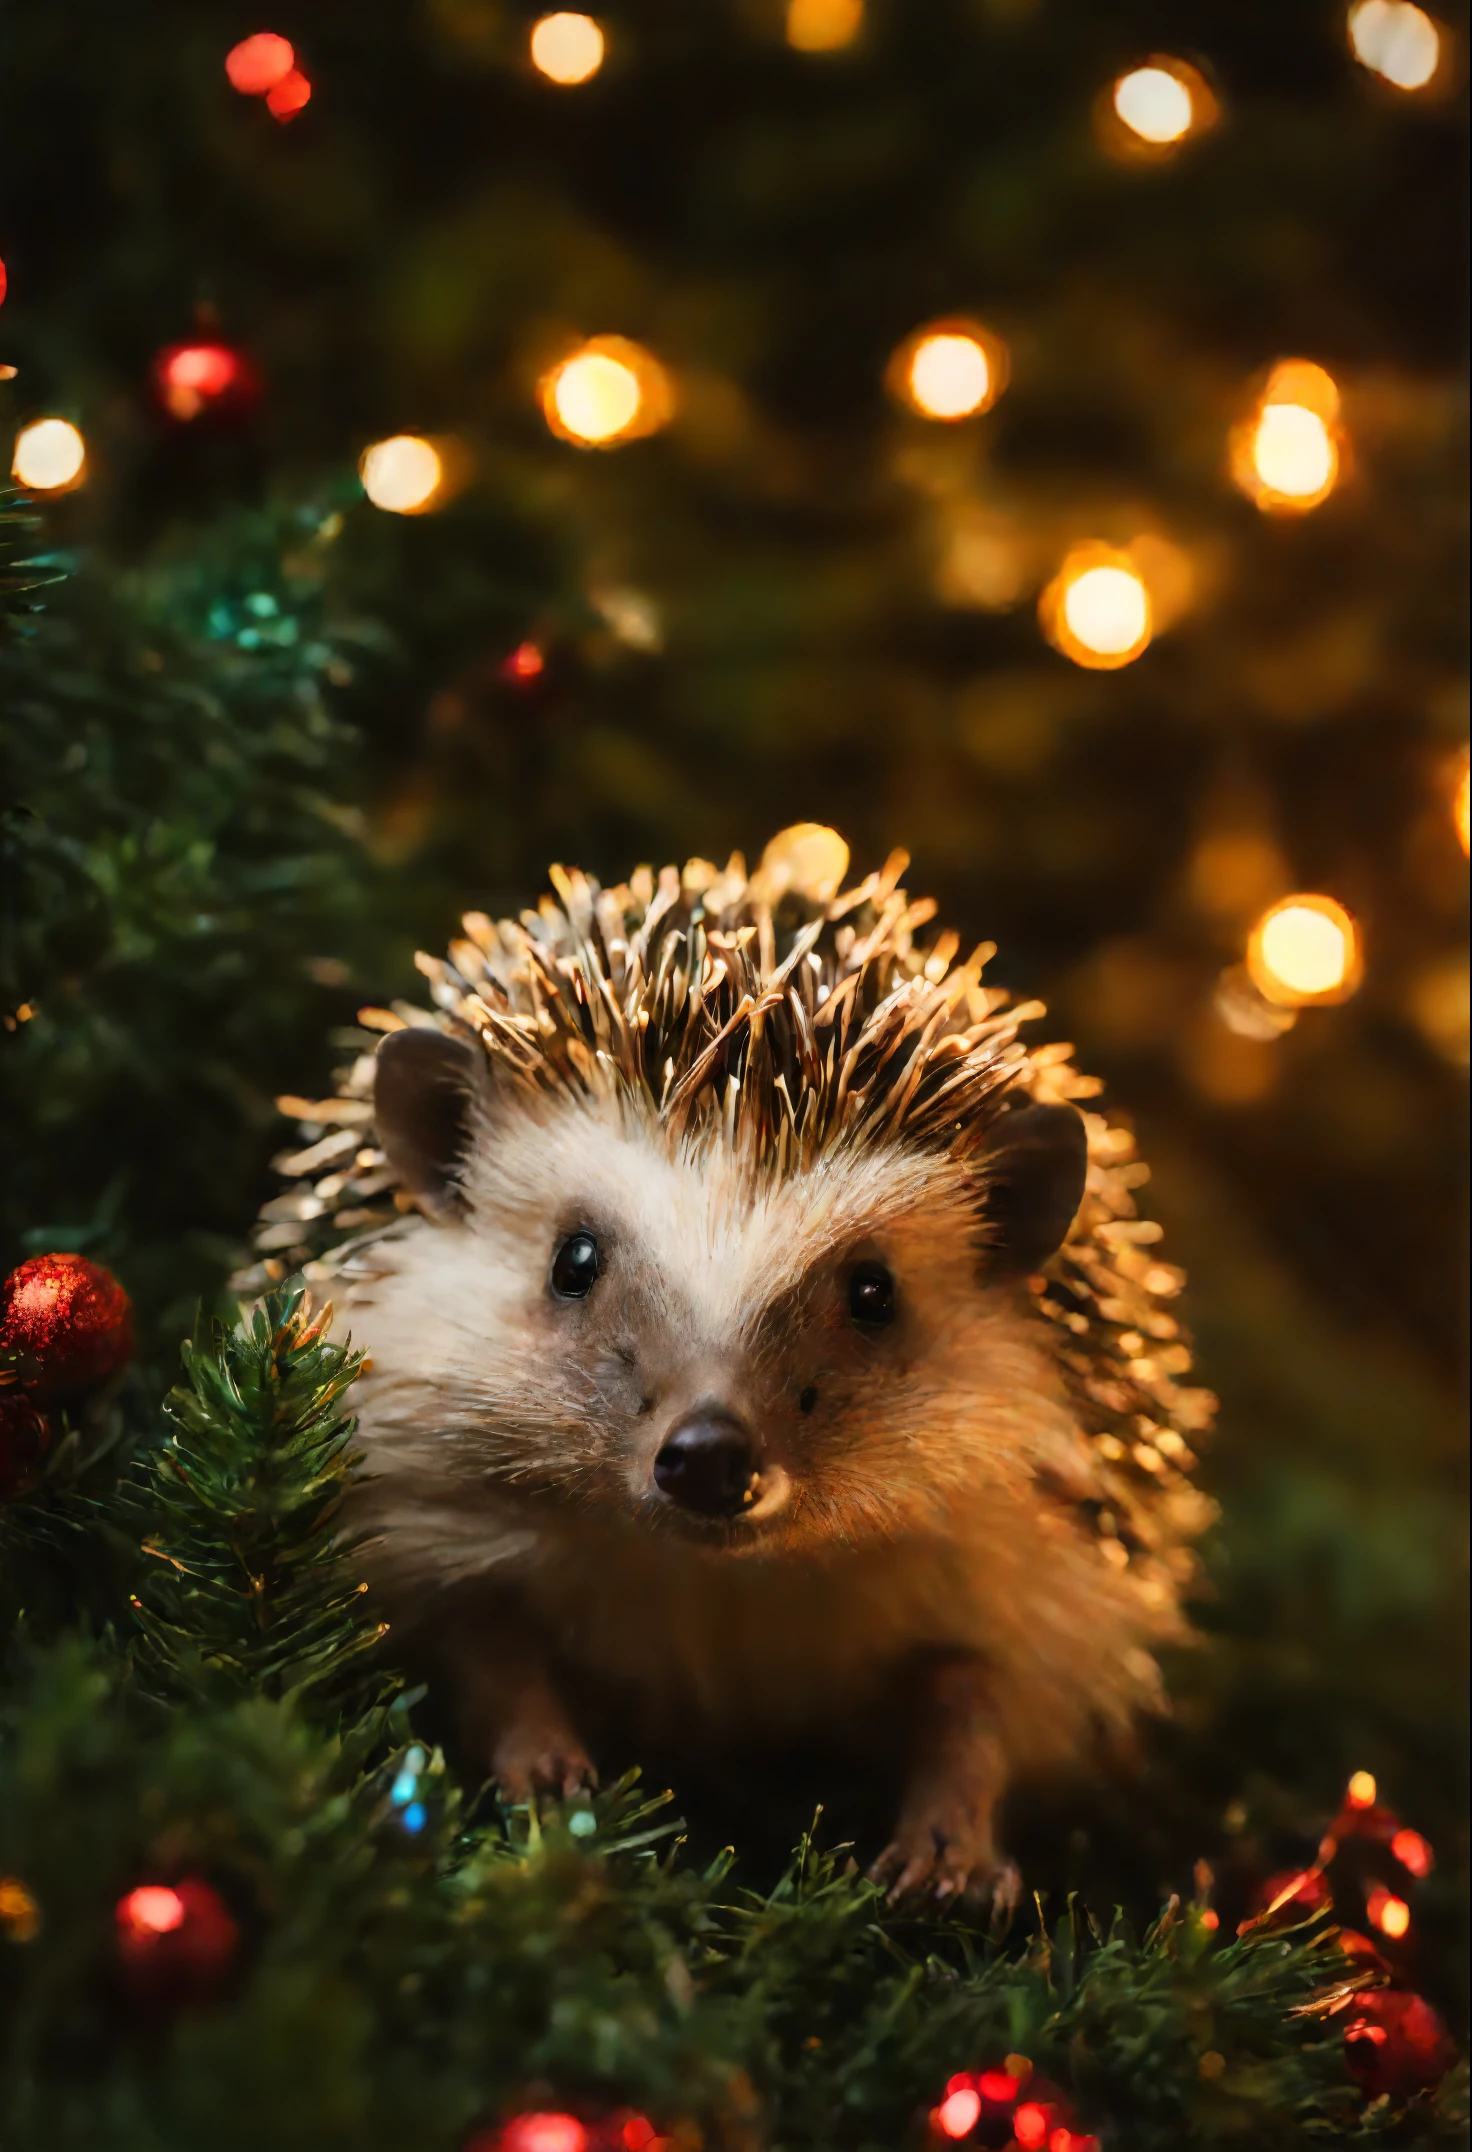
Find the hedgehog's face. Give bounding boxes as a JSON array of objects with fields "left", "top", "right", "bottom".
[{"left": 370, "top": 1031, "right": 1087, "bottom": 1559}]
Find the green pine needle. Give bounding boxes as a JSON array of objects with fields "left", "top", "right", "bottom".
[{"left": 133, "top": 1281, "right": 388, "bottom": 1721}]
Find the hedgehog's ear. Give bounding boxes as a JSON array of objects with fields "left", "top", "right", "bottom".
[
  {"left": 979, "top": 1100, "right": 1088, "bottom": 1276},
  {"left": 373, "top": 1027, "right": 481, "bottom": 1216}
]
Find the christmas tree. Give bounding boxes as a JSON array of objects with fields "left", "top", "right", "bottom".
[{"left": 0, "top": 2, "right": 1466, "bottom": 2144}]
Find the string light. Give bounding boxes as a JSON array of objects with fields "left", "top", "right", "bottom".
[
  {"left": 266, "top": 68, "right": 313, "bottom": 119},
  {"left": 539, "top": 336, "right": 672, "bottom": 447},
  {"left": 1247, "top": 894, "right": 1362, "bottom": 1007},
  {"left": 935, "top": 2087, "right": 982, "bottom": 2138},
  {"left": 359, "top": 435, "right": 444, "bottom": 513},
  {"left": 225, "top": 32, "right": 295, "bottom": 95},
  {"left": 1232, "top": 360, "right": 1342, "bottom": 514},
  {"left": 529, "top": 13, "right": 606, "bottom": 84},
  {"left": 1392, "top": 1827, "right": 1435, "bottom": 1877},
  {"left": 11, "top": 417, "right": 86, "bottom": 492},
  {"left": 117, "top": 1885, "right": 186, "bottom": 1940},
  {"left": 1349, "top": 1, "right": 1442, "bottom": 89},
  {"left": 1367, "top": 1885, "right": 1412, "bottom": 1939},
  {"left": 1098, "top": 56, "right": 1217, "bottom": 159},
  {"left": 890, "top": 319, "right": 1008, "bottom": 421},
  {"left": 1348, "top": 1769, "right": 1378, "bottom": 1809},
  {"left": 1040, "top": 544, "right": 1153, "bottom": 669},
  {"left": 1114, "top": 66, "right": 1193, "bottom": 142},
  {"left": 155, "top": 341, "right": 251, "bottom": 421},
  {"left": 786, "top": 0, "right": 864, "bottom": 52}
]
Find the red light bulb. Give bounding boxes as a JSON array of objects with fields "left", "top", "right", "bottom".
[{"left": 225, "top": 33, "right": 295, "bottom": 95}]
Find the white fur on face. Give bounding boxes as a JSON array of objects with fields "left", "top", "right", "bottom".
[
  {"left": 343, "top": 1093, "right": 1074, "bottom": 1550},
  {"left": 339, "top": 1091, "right": 1178, "bottom": 1763}
]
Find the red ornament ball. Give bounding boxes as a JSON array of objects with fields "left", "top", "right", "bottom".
[
  {"left": 116, "top": 1877, "right": 239, "bottom": 2002},
  {"left": 1344, "top": 1988, "right": 1457, "bottom": 2101},
  {"left": 0, "top": 1388, "right": 51, "bottom": 1500},
  {"left": 0, "top": 1254, "right": 133, "bottom": 1401}
]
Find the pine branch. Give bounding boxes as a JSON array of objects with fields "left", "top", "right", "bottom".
[
  {"left": 133, "top": 1281, "right": 389, "bottom": 1723},
  {"left": 0, "top": 483, "right": 64, "bottom": 639}
]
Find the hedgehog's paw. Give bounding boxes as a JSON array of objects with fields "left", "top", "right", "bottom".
[
  {"left": 490, "top": 1713, "right": 597, "bottom": 1806},
  {"left": 870, "top": 1795, "right": 1003, "bottom": 1907}
]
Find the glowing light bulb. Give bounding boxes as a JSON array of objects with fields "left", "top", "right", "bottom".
[
  {"left": 266, "top": 68, "right": 312, "bottom": 119},
  {"left": 359, "top": 435, "right": 443, "bottom": 513},
  {"left": 935, "top": 2089, "right": 982, "bottom": 2139},
  {"left": 1367, "top": 1885, "right": 1411, "bottom": 1939},
  {"left": 786, "top": 0, "right": 864, "bottom": 51},
  {"left": 890, "top": 319, "right": 1007, "bottom": 421},
  {"left": 1113, "top": 66, "right": 1195, "bottom": 143},
  {"left": 1041, "top": 546, "right": 1152, "bottom": 669},
  {"left": 498, "top": 2118, "right": 588, "bottom": 2152},
  {"left": 118, "top": 1886, "right": 186, "bottom": 1938},
  {"left": 529, "top": 13, "right": 606, "bottom": 84},
  {"left": 1392, "top": 1827, "right": 1435, "bottom": 1877},
  {"left": 909, "top": 335, "right": 989, "bottom": 419},
  {"left": 225, "top": 32, "right": 295, "bottom": 95},
  {"left": 12, "top": 417, "right": 86, "bottom": 492},
  {"left": 1349, "top": 1, "right": 1442, "bottom": 88},
  {"left": 156, "top": 341, "right": 248, "bottom": 420},
  {"left": 1347, "top": 1769, "right": 1378, "bottom": 1808},
  {"left": 540, "top": 336, "right": 671, "bottom": 447},
  {"left": 1254, "top": 405, "right": 1336, "bottom": 501},
  {"left": 1233, "top": 360, "right": 1342, "bottom": 513},
  {"left": 1248, "top": 896, "right": 1361, "bottom": 1007}
]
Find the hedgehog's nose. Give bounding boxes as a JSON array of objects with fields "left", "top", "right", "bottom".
[{"left": 653, "top": 1416, "right": 758, "bottom": 1519}]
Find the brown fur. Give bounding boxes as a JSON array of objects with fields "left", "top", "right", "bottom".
[{"left": 246, "top": 828, "right": 1217, "bottom": 1897}]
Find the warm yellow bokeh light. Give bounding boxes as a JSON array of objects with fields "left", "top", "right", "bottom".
[
  {"left": 1232, "top": 362, "right": 1343, "bottom": 514},
  {"left": 540, "top": 337, "right": 672, "bottom": 447},
  {"left": 1041, "top": 547, "right": 1153, "bottom": 669},
  {"left": 1348, "top": 1769, "right": 1378, "bottom": 1808},
  {"left": 1254, "top": 404, "right": 1337, "bottom": 500},
  {"left": 1248, "top": 895, "right": 1362, "bottom": 1007},
  {"left": 1453, "top": 749, "right": 1470, "bottom": 856},
  {"left": 786, "top": 0, "right": 864, "bottom": 53},
  {"left": 1349, "top": 0, "right": 1442, "bottom": 89},
  {"left": 909, "top": 335, "right": 990, "bottom": 420},
  {"left": 12, "top": 417, "right": 86, "bottom": 492},
  {"left": 1113, "top": 66, "right": 1195, "bottom": 143},
  {"left": 890, "top": 319, "right": 1007, "bottom": 422},
  {"left": 359, "top": 435, "right": 443, "bottom": 514},
  {"left": 529, "top": 12, "right": 605, "bottom": 84}
]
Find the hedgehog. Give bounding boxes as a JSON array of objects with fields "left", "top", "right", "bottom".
[{"left": 245, "top": 824, "right": 1216, "bottom": 1899}]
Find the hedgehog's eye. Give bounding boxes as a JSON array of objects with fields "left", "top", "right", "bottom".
[
  {"left": 848, "top": 1261, "right": 895, "bottom": 1331},
  {"left": 551, "top": 1231, "right": 600, "bottom": 1300}
]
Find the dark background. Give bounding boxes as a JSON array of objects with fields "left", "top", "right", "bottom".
[{"left": 2, "top": 0, "right": 1467, "bottom": 2012}]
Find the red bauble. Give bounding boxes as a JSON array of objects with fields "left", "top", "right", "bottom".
[
  {"left": 0, "top": 1388, "right": 51, "bottom": 1500},
  {"left": 1343, "top": 1988, "right": 1457, "bottom": 2101},
  {"left": 115, "top": 1877, "right": 239, "bottom": 2003},
  {"left": 0, "top": 1254, "right": 133, "bottom": 1401},
  {"left": 154, "top": 339, "right": 261, "bottom": 423}
]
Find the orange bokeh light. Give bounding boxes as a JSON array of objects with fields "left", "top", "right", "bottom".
[
  {"left": 225, "top": 32, "right": 295, "bottom": 95},
  {"left": 117, "top": 1885, "right": 186, "bottom": 1940},
  {"left": 1040, "top": 544, "right": 1153, "bottom": 670},
  {"left": 497, "top": 2119, "right": 588, "bottom": 2152},
  {"left": 1013, "top": 2104, "right": 1050, "bottom": 2149},
  {"left": 529, "top": 13, "right": 606, "bottom": 84},
  {"left": 1232, "top": 360, "right": 1343, "bottom": 514},
  {"left": 1347, "top": 1770, "right": 1378, "bottom": 1809},
  {"left": 1391, "top": 1827, "right": 1434, "bottom": 1878},
  {"left": 1454, "top": 750, "right": 1470, "bottom": 856},
  {"left": 539, "top": 336, "right": 673, "bottom": 447},
  {"left": 1367, "top": 1885, "right": 1411, "bottom": 1939},
  {"left": 267, "top": 68, "right": 312, "bottom": 119},
  {"left": 935, "top": 2086, "right": 982, "bottom": 2137},
  {"left": 1247, "top": 895, "right": 1362, "bottom": 1008},
  {"left": 889, "top": 318, "right": 1008, "bottom": 421}
]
